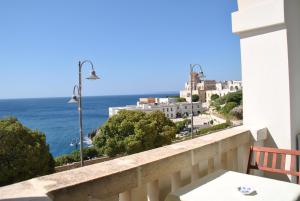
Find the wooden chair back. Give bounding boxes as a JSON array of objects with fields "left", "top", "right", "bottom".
[{"left": 247, "top": 146, "right": 300, "bottom": 184}]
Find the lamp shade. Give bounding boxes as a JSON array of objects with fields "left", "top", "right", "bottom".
[
  {"left": 87, "top": 70, "right": 100, "bottom": 80},
  {"left": 68, "top": 95, "right": 78, "bottom": 104},
  {"left": 199, "top": 71, "right": 205, "bottom": 79}
]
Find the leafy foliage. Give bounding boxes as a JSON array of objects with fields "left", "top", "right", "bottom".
[
  {"left": 54, "top": 147, "right": 101, "bottom": 166},
  {"left": 0, "top": 117, "right": 55, "bottom": 186},
  {"left": 176, "top": 97, "right": 186, "bottom": 102},
  {"left": 210, "top": 94, "right": 220, "bottom": 101},
  {"left": 211, "top": 91, "right": 243, "bottom": 117},
  {"left": 230, "top": 105, "right": 243, "bottom": 120},
  {"left": 196, "top": 122, "right": 231, "bottom": 136},
  {"left": 192, "top": 95, "right": 199, "bottom": 102},
  {"left": 225, "top": 90, "right": 242, "bottom": 105},
  {"left": 93, "top": 110, "right": 177, "bottom": 157},
  {"left": 175, "top": 119, "right": 190, "bottom": 133},
  {"left": 211, "top": 91, "right": 242, "bottom": 107},
  {"left": 220, "top": 102, "right": 238, "bottom": 115}
]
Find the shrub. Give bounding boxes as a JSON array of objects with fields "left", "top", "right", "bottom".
[
  {"left": 54, "top": 155, "right": 75, "bottom": 166},
  {"left": 175, "top": 119, "right": 189, "bottom": 133},
  {"left": 0, "top": 117, "right": 55, "bottom": 186},
  {"left": 176, "top": 97, "right": 186, "bottom": 102},
  {"left": 230, "top": 105, "right": 243, "bottom": 120},
  {"left": 225, "top": 90, "right": 242, "bottom": 105},
  {"left": 220, "top": 102, "right": 238, "bottom": 115},
  {"left": 211, "top": 94, "right": 220, "bottom": 101},
  {"left": 54, "top": 147, "right": 102, "bottom": 166},
  {"left": 210, "top": 91, "right": 242, "bottom": 111},
  {"left": 196, "top": 122, "right": 231, "bottom": 136},
  {"left": 192, "top": 95, "right": 199, "bottom": 102},
  {"left": 93, "top": 110, "right": 177, "bottom": 157}
]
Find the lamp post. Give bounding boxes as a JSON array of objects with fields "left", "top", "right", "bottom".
[
  {"left": 68, "top": 60, "right": 100, "bottom": 167},
  {"left": 190, "top": 64, "right": 205, "bottom": 139}
]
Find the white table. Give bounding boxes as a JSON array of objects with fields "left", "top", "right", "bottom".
[{"left": 165, "top": 170, "right": 300, "bottom": 201}]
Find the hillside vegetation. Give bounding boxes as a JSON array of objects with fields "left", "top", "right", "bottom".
[{"left": 211, "top": 90, "right": 243, "bottom": 120}]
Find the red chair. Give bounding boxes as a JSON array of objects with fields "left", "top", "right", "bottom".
[{"left": 247, "top": 146, "right": 300, "bottom": 184}]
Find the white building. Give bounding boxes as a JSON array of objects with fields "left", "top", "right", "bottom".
[
  {"left": 180, "top": 74, "right": 242, "bottom": 104},
  {"left": 206, "top": 80, "right": 242, "bottom": 103},
  {"left": 2, "top": 1, "right": 300, "bottom": 199},
  {"left": 109, "top": 98, "right": 204, "bottom": 119},
  {"left": 180, "top": 72, "right": 216, "bottom": 103}
]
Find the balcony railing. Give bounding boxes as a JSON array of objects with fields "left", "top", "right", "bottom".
[{"left": 0, "top": 126, "right": 255, "bottom": 201}]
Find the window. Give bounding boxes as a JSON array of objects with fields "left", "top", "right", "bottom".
[
  {"left": 171, "top": 114, "right": 173, "bottom": 118},
  {"left": 167, "top": 108, "right": 169, "bottom": 112},
  {"left": 171, "top": 108, "right": 173, "bottom": 111},
  {"left": 185, "top": 106, "right": 187, "bottom": 109}
]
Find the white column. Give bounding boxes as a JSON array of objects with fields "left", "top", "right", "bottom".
[
  {"left": 232, "top": 0, "right": 300, "bottom": 150},
  {"left": 171, "top": 171, "right": 181, "bottom": 192},
  {"left": 146, "top": 180, "right": 159, "bottom": 201},
  {"left": 191, "top": 164, "right": 199, "bottom": 182},
  {"left": 119, "top": 191, "right": 131, "bottom": 201}
]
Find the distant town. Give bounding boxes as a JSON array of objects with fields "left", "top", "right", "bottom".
[
  {"left": 108, "top": 72, "right": 242, "bottom": 138},
  {"left": 109, "top": 72, "right": 242, "bottom": 119}
]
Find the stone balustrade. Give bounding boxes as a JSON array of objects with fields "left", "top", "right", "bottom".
[{"left": 0, "top": 126, "right": 254, "bottom": 201}]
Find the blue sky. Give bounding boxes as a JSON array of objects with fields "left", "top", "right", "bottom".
[{"left": 0, "top": 0, "right": 240, "bottom": 99}]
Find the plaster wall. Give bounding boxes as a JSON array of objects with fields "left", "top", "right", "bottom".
[
  {"left": 233, "top": 0, "right": 300, "bottom": 150},
  {"left": 241, "top": 29, "right": 291, "bottom": 149},
  {"left": 285, "top": 0, "right": 300, "bottom": 149}
]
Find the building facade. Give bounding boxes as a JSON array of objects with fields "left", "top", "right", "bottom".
[
  {"left": 179, "top": 72, "right": 217, "bottom": 103},
  {"left": 180, "top": 73, "right": 242, "bottom": 104},
  {"left": 109, "top": 98, "right": 203, "bottom": 119},
  {"left": 206, "top": 80, "right": 242, "bottom": 103}
]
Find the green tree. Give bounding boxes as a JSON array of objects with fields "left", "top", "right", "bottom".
[
  {"left": 220, "top": 102, "right": 238, "bottom": 114},
  {"left": 176, "top": 97, "right": 186, "bottom": 102},
  {"left": 225, "top": 90, "right": 242, "bottom": 105},
  {"left": 210, "top": 94, "right": 220, "bottom": 101},
  {"left": 175, "top": 119, "right": 189, "bottom": 133},
  {"left": 196, "top": 122, "right": 231, "bottom": 136},
  {"left": 0, "top": 117, "right": 55, "bottom": 186},
  {"left": 93, "top": 110, "right": 177, "bottom": 157},
  {"left": 192, "top": 95, "right": 200, "bottom": 102},
  {"left": 210, "top": 91, "right": 243, "bottom": 113}
]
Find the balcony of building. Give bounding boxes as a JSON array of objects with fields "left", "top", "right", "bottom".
[
  {"left": 1, "top": 0, "right": 300, "bottom": 200},
  {"left": 0, "top": 126, "right": 259, "bottom": 201}
]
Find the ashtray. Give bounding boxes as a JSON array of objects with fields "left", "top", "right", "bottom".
[{"left": 238, "top": 186, "right": 256, "bottom": 195}]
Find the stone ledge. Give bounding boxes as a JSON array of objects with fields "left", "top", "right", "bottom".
[{"left": 0, "top": 126, "right": 250, "bottom": 201}]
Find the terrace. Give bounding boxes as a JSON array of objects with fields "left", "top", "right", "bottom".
[{"left": 1, "top": 0, "right": 300, "bottom": 200}]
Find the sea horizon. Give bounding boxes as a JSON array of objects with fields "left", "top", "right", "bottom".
[
  {"left": 0, "top": 91, "right": 179, "bottom": 101},
  {"left": 0, "top": 92, "right": 177, "bottom": 157}
]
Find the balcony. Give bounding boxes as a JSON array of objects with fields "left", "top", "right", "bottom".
[
  {"left": 0, "top": 126, "right": 258, "bottom": 201},
  {"left": 1, "top": 0, "right": 300, "bottom": 200}
]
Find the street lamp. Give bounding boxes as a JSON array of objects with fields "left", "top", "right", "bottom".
[
  {"left": 190, "top": 64, "right": 205, "bottom": 139},
  {"left": 68, "top": 60, "right": 100, "bottom": 167}
]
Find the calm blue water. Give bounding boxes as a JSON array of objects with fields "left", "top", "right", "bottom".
[{"left": 0, "top": 94, "right": 176, "bottom": 157}]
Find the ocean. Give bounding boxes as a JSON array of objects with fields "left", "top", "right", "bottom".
[{"left": 0, "top": 93, "right": 176, "bottom": 157}]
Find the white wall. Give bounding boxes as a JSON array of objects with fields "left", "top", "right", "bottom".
[
  {"left": 232, "top": 0, "right": 300, "bottom": 150},
  {"left": 286, "top": 0, "right": 300, "bottom": 150}
]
